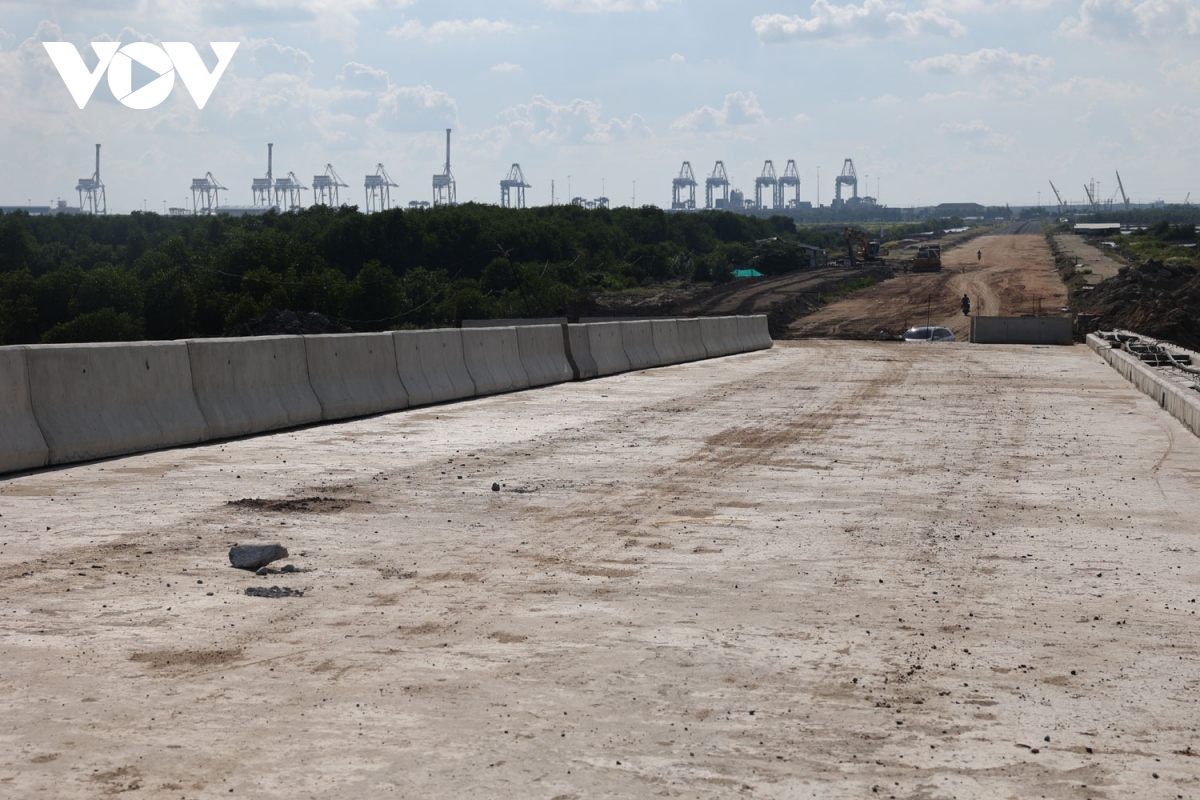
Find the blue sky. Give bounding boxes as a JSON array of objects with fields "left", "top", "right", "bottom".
[{"left": 1, "top": 0, "right": 1196, "bottom": 212}]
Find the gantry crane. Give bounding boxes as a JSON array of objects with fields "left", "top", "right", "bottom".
[
  {"left": 672, "top": 161, "right": 697, "bottom": 210},
  {"left": 365, "top": 164, "right": 398, "bottom": 213},
  {"left": 312, "top": 164, "right": 349, "bottom": 207},
  {"left": 754, "top": 160, "right": 778, "bottom": 210},
  {"left": 705, "top": 161, "right": 730, "bottom": 209},
  {"left": 500, "top": 164, "right": 530, "bottom": 208}
]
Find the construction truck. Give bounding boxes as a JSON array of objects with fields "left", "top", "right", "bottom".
[
  {"left": 843, "top": 227, "right": 886, "bottom": 268},
  {"left": 911, "top": 244, "right": 942, "bottom": 273}
]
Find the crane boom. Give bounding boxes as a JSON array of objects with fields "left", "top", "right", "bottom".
[
  {"left": 1115, "top": 171, "right": 1130, "bottom": 210},
  {"left": 1048, "top": 180, "right": 1065, "bottom": 210}
]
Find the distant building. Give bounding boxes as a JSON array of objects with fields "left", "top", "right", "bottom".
[{"left": 934, "top": 203, "right": 986, "bottom": 216}]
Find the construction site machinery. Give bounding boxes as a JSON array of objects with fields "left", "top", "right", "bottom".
[
  {"left": 911, "top": 244, "right": 942, "bottom": 273},
  {"left": 843, "top": 227, "right": 886, "bottom": 268},
  {"left": 671, "top": 161, "right": 697, "bottom": 210}
]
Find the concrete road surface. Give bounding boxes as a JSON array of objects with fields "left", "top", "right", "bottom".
[{"left": 2, "top": 341, "right": 1199, "bottom": 798}]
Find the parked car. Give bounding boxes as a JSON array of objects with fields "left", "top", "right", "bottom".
[{"left": 902, "top": 326, "right": 955, "bottom": 342}]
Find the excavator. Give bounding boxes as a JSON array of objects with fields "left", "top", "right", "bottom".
[{"left": 843, "top": 227, "right": 886, "bottom": 268}]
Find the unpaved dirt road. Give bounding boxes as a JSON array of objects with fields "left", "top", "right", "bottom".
[
  {"left": 3, "top": 341, "right": 1200, "bottom": 798},
  {"left": 790, "top": 222, "right": 1069, "bottom": 340}
]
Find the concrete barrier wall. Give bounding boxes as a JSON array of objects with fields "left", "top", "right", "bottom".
[
  {"left": 699, "top": 317, "right": 730, "bottom": 358},
  {"left": 0, "top": 347, "right": 49, "bottom": 473},
  {"left": 394, "top": 329, "right": 475, "bottom": 406},
  {"left": 1089, "top": 334, "right": 1200, "bottom": 437},
  {"left": 304, "top": 333, "right": 408, "bottom": 420},
  {"left": 676, "top": 319, "right": 708, "bottom": 361},
  {"left": 650, "top": 320, "right": 687, "bottom": 366},
  {"left": 588, "top": 322, "right": 632, "bottom": 377},
  {"left": 517, "top": 325, "right": 574, "bottom": 387},
  {"left": 28, "top": 341, "right": 208, "bottom": 464},
  {"left": 738, "top": 315, "right": 774, "bottom": 351},
  {"left": 188, "top": 336, "right": 322, "bottom": 440},
  {"left": 462, "top": 327, "right": 530, "bottom": 396},
  {"left": 392, "top": 331, "right": 437, "bottom": 407},
  {"left": 970, "top": 316, "right": 1073, "bottom": 345},
  {"left": 2, "top": 315, "right": 776, "bottom": 475},
  {"left": 620, "top": 321, "right": 662, "bottom": 371},
  {"left": 564, "top": 324, "right": 598, "bottom": 380}
]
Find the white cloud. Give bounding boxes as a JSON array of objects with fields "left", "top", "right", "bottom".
[
  {"left": 1059, "top": 0, "right": 1200, "bottom": 42},
  {"left": 940, "top": 120, "right": 1016, "bottom": 150},
  {"left": 1048, "top": 75, "right": 1145, "bottom": 97},
  {"left": 670, "top": 52, "right": 686, "bottom": 63},
  {"left": 925, "top": 0, "right": 1056, "bottom": 10},
  {"left": 387, "top": 18, "right": 517, "bottom": 43},
  {"left": 908, "top": 47, "right": 1053, "bottom": 75},
  {"left": 752, "top": 1, "right": 966, "bottom": 44},
  {"left": 491, "top": 62, "right": 523, "bottom": 73},
  {"left": 544, "top": 0, "right": 662, "bottom": 12},
  {"left": 1160, "top": 58, "right": 1200, "bottom": 86},
  {"left": 486, "top": 95, "right": 650, "bottom": 148},
  {"left": 671, "top": 91, "right": 767, "bottom": 132},
  {"left": 873, "top": 94, "right": 901, "bottom": 105}
]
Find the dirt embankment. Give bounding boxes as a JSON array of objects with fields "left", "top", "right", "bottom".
[{"left": 787, "top": 222, "right": 1069, "bottom": 340}]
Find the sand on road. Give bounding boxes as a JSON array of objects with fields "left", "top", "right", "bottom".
[{"left": 2, "top": 340, "right": 1199, "bottom": 798}]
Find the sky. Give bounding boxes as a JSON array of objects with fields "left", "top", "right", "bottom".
[{"left": 0, "top": 0, "right": 1196, "bottom": 213}]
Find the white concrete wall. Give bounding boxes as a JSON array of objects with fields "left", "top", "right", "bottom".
[
  {"left": 392, "top": 331, "right": 437, "bottom": 407},
  {"left": 0, "top": 347, "right": 49, "bottom": 473},
  {"left": 516, "top": 325, "right": 574, "bottom": 387},
  {"left": 1089, "top": 334, "right": 1200, "bottom": 437},
  {"left": 676, "top": 319, "right": 708, "bottom": 362},
  {"left": 650, "top": 320, "right": 687, "bottom": 366},
  {"left": 588, "top": 323, "right": 633, "bottom": 377},
  {"left": 462, "top": 327, "right": 530, "bottom": 396},
  {"left": 305, "top": 333, "right": 408, "bottom": 420},
  {"left": 26, "top": 341, "right": 208, "bottom": 464},
  {"left": 620, "top": 321, "right": 662, "bottom": 371},
  {"left": 1, "top": 315, "right": 775, "bottom": 474},
  {"left": 565, "top": 324, "right": 599, "bottom": 380},
  {"left": 970, "top": 316, "right": 1073, "bottom": 345},
  {"left": 188, "top": 336, "right": 322, "bottom": 440}
]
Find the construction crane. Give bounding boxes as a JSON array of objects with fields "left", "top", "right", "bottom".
[
  {"left": 1083, "top": 179, "right": 1099, "bottom": 212},
  {"left": 833, "top": 159, "right": 857, "bottom": 207},
  {"left": 779, "top": 160, "right": 801, "bottom": 208},
  {"left": 1115, "top": 171, "right": 1130, "bottom": 210},
  {"left": 672, "top": 161, "right": 697, "bottom": 210},
  {"left": 500, "top": 163, "right": 530, "bottom": 209},
  {"left": 754, "top": 160, "right": 778, "bottom": 210},
  {"left": 273, "top": 171, "right": 308, "bottom": 211},
  {"left": 1048, "top": 180, "right": 1066, "bottom": 211},
  {"left": 252, "top": 143, "right": 274, "bottom": 207},
  {"left": 705, "top": 161, "right": 730, "bottom": 209},
  {"left": 432, "top": 128, "right": 456, "bottom": 206},
  {"left": 364, "top": 164, "right": 398, "bottom": 213},
  {"left": 76, "top": 143, "right": 106, "bottom": 215},
  {"left": 312, "top": 164, "right": 348, "bottom": 207},
  {"left": 190, "top": 172, "right": 226, "bottom": 215}
]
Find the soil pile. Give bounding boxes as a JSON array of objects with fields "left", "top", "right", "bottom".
[{"left": 1082, "top": 260, "right": 1200, "bottom": 350}]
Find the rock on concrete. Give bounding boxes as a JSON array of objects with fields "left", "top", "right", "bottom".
[{"left": 228, "top": 543, "right": 289, "bottom": 571}]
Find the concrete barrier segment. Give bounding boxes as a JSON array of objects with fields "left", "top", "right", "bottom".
[
  {"left": 620, "top": 321, "right": 662, "bottom": 371},
  {"left": 718, "top": 317, "right": 742, "bottom": 356},
  {"left": 432, "top": 328, "right": 478, "bottom": 401},
  {"left": 736, "top": 315, "right": 773, "bottom": 352},
  {"left": 1088, "top": 333, "right": 1200, "bottom": 438},
  {"left": 587, "top": 322, "right": 633, "bottom": 377},
  {"left": 565, "top": 324, "right": 598, "bottom": 380},
  {"left": 462, "top": 327, "right": 529, "bottom": 396},
  {"left": 27, "top": 341, "right": 208, "bottom": 464},
  {"left": 650, "top": 320, "right": 687, "bottom": 366},
  {"left": 392, "top": 331, "right": 437, "bottom": 407},
  {"left": 187, "top": 336, "right": 321, "bottom": 441},
  {"left": 304, "top": 333, "right": 408, "bottom": 421},
  {"left": 675, "top": 319, "right": 708, "bottom": 362},
  {"left": 699, "top": 316, "right": 728, "bottom": 358},
  {"left": 516, "top": 325, "right": 574, "bottom": 387},
  {"left": 0, "top": 347, "right": 50, "bottom": 474}
]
